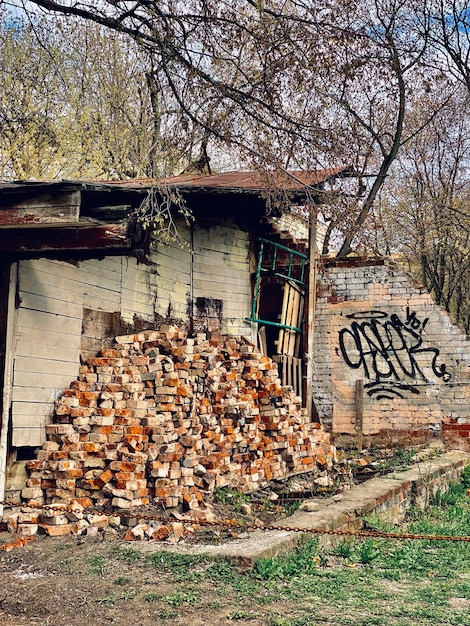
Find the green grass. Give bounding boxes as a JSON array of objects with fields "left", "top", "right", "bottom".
[
  {"left": 253, "top": 538, "right": 323, "bottom": 580},
  {"left": 228, "top": 609, "right": 260, "bottom": 620},
  {"left": 96, "top": 590, "right": 137, "bottom": 605},
  {"left": 213, "top": 486, "right": 251, "bottom": 510},
  {"left": 88, "top": 554, "right": 107, "bottom": 575},
  {"left": 79, "top": 470, "right": 470, "bottom": 625}
]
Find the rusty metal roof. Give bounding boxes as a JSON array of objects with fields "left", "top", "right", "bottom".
[
  {"left": 157, "top": 168, "right": 348, "bottom": 191},
  {"left": 0, "top": 168, "right": 347, "bottom": 194},
  {"left": 0, "top": 168, "right": 348, "bottom": 253}
]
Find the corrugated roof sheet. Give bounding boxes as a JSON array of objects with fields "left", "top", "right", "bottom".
[
  {"left": 158, "top": 167, "right": 347, "bottom": 191},
  {"left": 0, "top": 168, "right": 348, "bottom": 195}
]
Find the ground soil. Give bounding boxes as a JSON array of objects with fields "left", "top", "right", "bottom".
[
  {"left": 0, "top": 533, "right": 196, "bottom": 626},
  {"left": 0, "top": 446, "right": 438, "bottom": 626}
]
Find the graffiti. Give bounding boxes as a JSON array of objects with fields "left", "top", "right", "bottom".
[{"left": 338, "top": 308, "right": 451, "bottom": 399}]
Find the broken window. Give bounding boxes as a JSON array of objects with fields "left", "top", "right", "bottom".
[{"left": 248, "top": 238, "right": 307, "bottom": 401}]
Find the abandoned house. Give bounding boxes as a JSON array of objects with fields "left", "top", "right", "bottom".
[
  {"left": 2, "top": 169, "right": 470, "bottom": 521},
  {"left": 0, "top": 169, "right": 344, "bottom": 511}
]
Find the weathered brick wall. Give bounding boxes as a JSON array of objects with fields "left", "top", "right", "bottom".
[{"left": 312, "top": 258, "right": 470, "bottom": 446}]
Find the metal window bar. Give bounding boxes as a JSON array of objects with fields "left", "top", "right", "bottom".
[{"left": 249, "top": 238, "right": 307, "bottom": 331}]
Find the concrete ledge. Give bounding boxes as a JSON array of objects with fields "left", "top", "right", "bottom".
[{"left": 146, "top": 450, "right": 470, "bottom": 568}]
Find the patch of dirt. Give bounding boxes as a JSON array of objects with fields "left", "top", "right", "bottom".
[
  {"left": 0, "top": 445, "right": 446, "bottom": 625},
  {"left": 0, "top": 532, "right": 269, "bottom": 626},
  {"left": 449, "top": 596, "right": 470, "bottom": 609}
]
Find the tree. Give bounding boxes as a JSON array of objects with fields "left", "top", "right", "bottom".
[
  {"left": 14, "top": 0, "right": 450, "bottom": 256},
  {"left": 0, "top": 11, "right": 64, "bottom": 178},
  {"left": 425, "top": 0, "right": 470, "bottom": 94},
  {"left": 0, "top": 9, "right": 199, "bottom": 179},
  {"left": 312, "top": 0, "right": 438, "bottom": 256},
  {"left": 377, "top": 86, "right": 470, "bottom": 331}
]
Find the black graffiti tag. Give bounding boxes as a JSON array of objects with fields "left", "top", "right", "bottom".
[{"left": 338, "top": 308, "right": 451, "bottom": 399}]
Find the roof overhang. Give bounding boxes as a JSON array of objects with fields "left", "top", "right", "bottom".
[{"left": 0, "top": 168, "right": 349, "bottom": 255}]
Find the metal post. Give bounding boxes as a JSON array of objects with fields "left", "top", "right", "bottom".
[
  {"left": 355, "top": 379, "right": 364, "bottom": 452},
  {"left": 305, "top": 207, "right": 317, "bottom": 419}
]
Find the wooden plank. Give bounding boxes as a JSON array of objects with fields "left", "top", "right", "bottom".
[
  {"left": 12, "top": 427, "right": 45, "bottom": 448},
  {"left": 156, "top": 284, "right": 190, "bottom": 302},
  {"left": 194, "top": 254, "right": 248, "bottom": 271},
  {"left": 153, "top": 264, "right": 191, "bottom": 282},
  {"left": 76, "top": 263, "right": 122, "bottom": 290},
  {"left": 20, "top": 264, "right": 109, "bottom": 300},
  {"left": 193, "top": 284, "right": 250, "bottom": 301},
  {"left": 296, "top": 358, "right": 303, "bottom": 400},
  {"left": 221, "top": 299, "right": 251, "bottom": 315},
  {"left": 16, "top": 340, "right": 79, "bottom": 363},
  {"left": 152, "top": 243, "right": 191, "bottom": 266},
  {"left": 0, "top": 191, "right": 80, "bottom": 226},
  {"left": 193, "top": 247, "right": 249, "bottom": 265},
  {"left": 120, "top": 262, "right": 155, "bottom": 287},
  {"left": 193, "top": 264, "right": 250, "bottom": 282},
  {"left": 81, "top": 256, "right": 123, "bottom": 275},
  {"left": 305, "top": 212, "right": 318, "bottom": 418},
  {"left": 285, "top": 287, "right": 295, "bottom": 356},
  {"left": 273, "top": 355, "right": 302, "bottom": 399},
  {"left": 16, "top": 327, "right": 80, "bottom": 350},
  {"left": 225, "top": 319, "right": 253, "bottom": 337},
  {"left": 0, "top": 224, "right": 131, "bottom": 253},
  {"left": 277, "top": 283, "right": 290, "bottom": 355},
  {"left": 17, "top": 309, "right": 82, "bottom": 335},
  {"left": 294, "top": 294, "right": 304, "bottom": 356},
  {"left": 355, "top": 379, "right": 364, "bottom": 453},
  {"left": 193, "top": 245, "right": 248, "bottom": 264},
  {"left": 289, "top": 288, "right": 301, "bottom": 356},
  {"left": 0, "top": 263, "right": 18, "bottom": 514},
  {"left": 153, "top": 241, "right": 191, "bottom": 257},
  {"left": 82, "top": 286, "right": 121, "bottom": 310},
  {"left": 121, "top": 303, "right": 154, "bottom": 322},
  {"left": 78, "top": 267, "right": 123, "bottom": 290},
  {"left": 258, "top": 326, "right": 267, "bottom": 355},
  {"left": 19, "top": 292, "right": 83, "bottom": 319},
  {"left": 12, "top": 386, "right": 63, "bottom": 403},
  {"left": 193, "top": 225, "right": 249, "bottom": 251},
  {"left": 12, "top": 405, "right": 53, "bottom": 428},
  {"left": 121, "top": 289, "right": 155, "bottom": 307},
  {"left": 14, "top": 356, "right": 79, "bottom": 377},
  {"left": 18, "top": 275, "right": 80, "bottom": 308},
  {"left": 20, "top": 262, "right": 80, "bottom": 294},
  {"left": 193, "top": 225, "right": 247, "bottom": 246},
  {"left": 121, "top": 267, "right": 158, "bottom": 290},
  {"left": 287, "top": 286, "right": 296, "bottom": 355},
  {"left": 13, "top": 371, "right": 78, "bottom": 390},
  {"left": 22, "top": 258, "right": 121, "bottom": 290}
]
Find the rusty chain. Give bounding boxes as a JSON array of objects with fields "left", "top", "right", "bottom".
[{"left": 3, "top": 500, "right": 470, "bottom": 542}]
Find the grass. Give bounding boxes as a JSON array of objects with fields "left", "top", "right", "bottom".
[
  {"left": 214, "top": 486, "right": 251, "bottom": 511},
  {"left": 74, "top": 469, "right": 470, "bottom": 625},
  {"left": 96, "top": 590, "right": 138, "bottom": 605},
  {"left": 88, "top": 554, "right": 107, "bottom": 575}
]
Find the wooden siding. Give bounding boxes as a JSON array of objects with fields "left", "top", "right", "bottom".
[
  {"left": 192, "top": 223, "right": 252, "bottom": 336},
  {"left": 10, "top": 249, "right": 189, "bottom": 447},
  {"left": 121, "top": 256, "right": 159, "bottom": 324},
  {"left": 10, "top": 220, "right": 254, "bottom": 447},
  {"left": 12, "top": 260, "right": 83, "bottom": 447},
  {"left": 151, "top": 228, "right": 191, "bottom": 322}
]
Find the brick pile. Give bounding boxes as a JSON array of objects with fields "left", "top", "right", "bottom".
[{"left": 22, "top": 326, "right": 335, "bottom": 525}]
